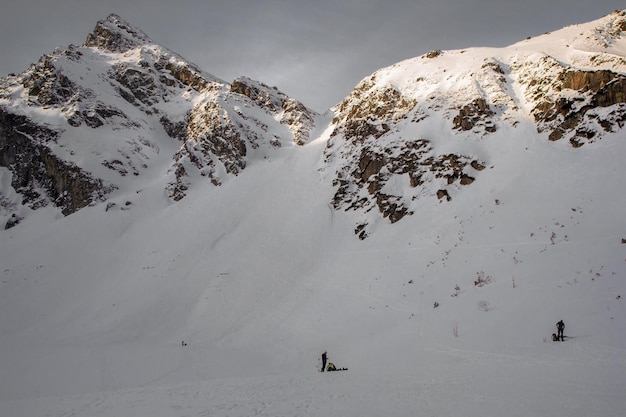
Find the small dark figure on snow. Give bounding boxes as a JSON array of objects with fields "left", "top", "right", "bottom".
[
  {"left": 321, "top": 351, "right": 327, "bottom": 372},
  {"left": 556, "top": 320, "right": 565, "bottom": 341}
]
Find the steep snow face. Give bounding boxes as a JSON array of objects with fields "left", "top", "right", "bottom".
[{"left": 324, "top": 10, "right": 626, "bottom": 236}]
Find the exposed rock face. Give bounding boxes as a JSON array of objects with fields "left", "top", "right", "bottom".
[
  {"left": 514, "top": 10, "right": 626, "bottom": 147},
  {"left": 230, "top": 77, "right": 316, "bottom": 145},
  {"left": 526, "top": 67, "right": 626, "bottom": 146},
  {"left": 332, "top": 77, "right": 416, "bottom": 142},
  {"left": 17, "top": 49, "right": 130, "bottom": 129},
  {"left": 21, "top": 55, "right": 78, "bottom": 107},
  {"left": 231, "top": 78, "right": 283, "bottom": 112},
  {"left": 453, "top": 98, "right": 496, "bottom": 132},
  {"left": 110, "top": 62, "right": 165, "bottom": 108},
  {"left": 163, "top": 61, "right": 213, "bottom": 93},
  {"left": 165, "top": 77, "right": 317, "bottom": 200},
  {"left": 0, "top": 110, "right": 114, "bottom": 218},
  {"left": 280, "top": 97, "right": 316, "bottom": 146},
  {"left": 168, "top": 96, "right": 247, "bottom": 196},
  {"left": 327, "top": 77, "right": 487, "bottom": 236},
  {"left": 328, "top": 135, "right": 485, "bottom": 238},
  {"left": 84, "top": 14, "right": 153, "bottom": 53},
  {"left": 425, "top": 50, "right": 443, "bottom": 59}
]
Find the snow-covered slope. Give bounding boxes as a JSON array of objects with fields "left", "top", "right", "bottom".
[{"left": 1, "top": 11, "right": 625, "bottom": 417}]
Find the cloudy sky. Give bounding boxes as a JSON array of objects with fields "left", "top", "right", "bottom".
[{"left": 1, "top": 0, "right": 623, "bottom": 111}]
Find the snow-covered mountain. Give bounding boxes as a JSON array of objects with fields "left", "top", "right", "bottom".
[
  {"left": 1, "top": 11, "right": 625, "bottom": 417},
  {"left": 0, "top": 13, "right": 317, "bottom": 221},
  {"left": 324, "top": 10, "right": 626, "bottom": 237}
]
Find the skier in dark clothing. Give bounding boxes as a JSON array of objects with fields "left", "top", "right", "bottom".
[
  {"left": 556, "top": 320, "right": 565, "bottom": 341},
  {"left": 321, "top": 351, "right": 327, "bottom": 372}
]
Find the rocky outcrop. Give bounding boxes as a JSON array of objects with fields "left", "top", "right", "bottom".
[
  {"left": 453, "top": 98, "right": 496, "bottom": 132},
  {"left": 332, "top": 77, "right": 416, "bottom": 142},
  {"left": 84, "top": 14, "right": 153, "bottom": 53},
  {"left": 0, "top": 110, "right": 114, "bottom": 217},
  {"left": 328, "top": 136, "right": 485, "bottom": 237},
  {"left": 231, "top": 78, "right": 283, "bottom": 112},
  {"left": 166, "top": 97, "right": 247, "bottom": 199},
  {"left": 280, "top": 97, "right": 316, "bottom": 145},
  {"left": 187, "top": 98, "right": 247, "bottom": 174},
  {"left": 21, "top": 55, "right": 78, "bottom": 107},
  {"left": 561, "top": 70, "right": 616, "bottom": 92},
  {"left": 17, "top": 52, "right": 130, "bottom": 129},
  {"left": 515, "top": 10, "right": 626, "bottom": 147},
  {"left": 171, "top": 79, "right": 303, "bottom": 179},
  {"left": 110, "top": 62, "right": 164, "bottom": 108},
  {"left": 326, "top": 70, "right": 491, "bottom": 237},
  {"left": 528, "top": 68, "right": 626, "bottom": 146},
  {"left": 162, "top": 61, "right": 215, "bottom": 93},
  {"left": 230, "top": 77, "right": 317, "bottom": 145}
]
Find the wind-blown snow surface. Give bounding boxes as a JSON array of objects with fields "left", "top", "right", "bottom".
[{"left": 2, "top": 17, "right": 626, "bottom": 417}]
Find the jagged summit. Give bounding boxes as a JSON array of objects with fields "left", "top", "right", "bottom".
[
  {"left": 0, "top": 14, "right": 318, "bottom": 222},
  {"left": 84, "top": 13, "right": 154, "bottom": 53}
]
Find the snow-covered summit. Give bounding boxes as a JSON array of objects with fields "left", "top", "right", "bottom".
[
  {"left": 512, "top": 8, "right": 626, "bottom": 57},
  {"left": 0, "top": 14, "right": 318, "bottom": 219},
  {"left": 84, "top": 13, "right": 156, "bottom": 53}
]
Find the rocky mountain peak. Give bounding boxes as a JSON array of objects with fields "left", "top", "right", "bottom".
[
  {"left": 1, "top": 14, "right": 321, "bottom": 223},
  {"left": 84, "top": 13, "right": 154, "bottom": 53},
  {"left": 230, "top": 77, "right": 317, "bottom": 146}
]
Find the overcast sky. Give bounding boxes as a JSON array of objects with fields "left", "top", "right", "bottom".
[{"left": 1, "top": 0, "right": 623, "bottom": 111}]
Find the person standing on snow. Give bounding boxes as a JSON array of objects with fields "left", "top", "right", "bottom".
[
  {"left": 556, "top": 320, "right": 565, "bottom": 341},
  {"left": 321, "top": 351, "right": 327, "bottom": 372}
]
